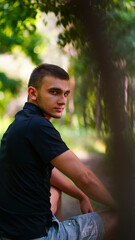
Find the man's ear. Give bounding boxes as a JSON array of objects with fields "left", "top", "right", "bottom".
[{"left": 28, "top": 86, "right": 38, "bottom": 101}]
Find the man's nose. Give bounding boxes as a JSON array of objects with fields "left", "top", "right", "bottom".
[{"left": 57, "top": 95, "right": 67, "bottom": 105}]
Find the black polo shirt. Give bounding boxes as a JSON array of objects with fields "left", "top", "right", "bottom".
[{"left": 0, "top": 102, "right": 69, "bottom": 240}]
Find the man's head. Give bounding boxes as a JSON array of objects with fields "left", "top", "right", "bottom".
[
  {"left": 28, "top": 63, "right": 70, "bottom": 120},
  {"left": 28, "top": 63, "right": 69, "bottom": 90}
]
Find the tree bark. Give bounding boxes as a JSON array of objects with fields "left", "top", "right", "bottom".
[
  {"left": 130, "top": 83, "right": 134, "bottom": 131},
  {"left": 96, "top": 75, "right": 102, "bottom": 131},
  {"left": 68, "top": 76, "right": 75, "bottom": 126},
  {"left": 83, "top": 101, "right": 87, "bottom": 128},
  {"left": 123, "top": 75, "right": 129, "bottom": 129}
]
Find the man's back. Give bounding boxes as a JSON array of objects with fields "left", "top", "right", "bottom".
[{"left": 0, "top": 102, "right": 68, "bottom": 239}]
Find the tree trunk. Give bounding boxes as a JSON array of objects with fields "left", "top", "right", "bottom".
[
  {"left": 96, "top": 75, "right": 102, "bottom": 131},
  {"left": 123, "top": 75, "right": 129, "bottom": 129},
  {"left": 83, "top": 101, "right": 87, "bottom": 128},
  {"left": 68, "top": 76, "right": 75, "bottom": 126},
  {"left": 130, "top": 83, "right": 134, "bottom": 131}
]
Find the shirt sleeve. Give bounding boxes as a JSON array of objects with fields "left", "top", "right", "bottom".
[{"left": 26, "top": 117, "right": 69, "bottom": 164}]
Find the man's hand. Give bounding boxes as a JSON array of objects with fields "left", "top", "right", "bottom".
[
  {"left": 51, "top": 168, "right": 94, "bottom": 212},
  {"left": 79, "top": 195, "right": 94, "bottom": 214}
]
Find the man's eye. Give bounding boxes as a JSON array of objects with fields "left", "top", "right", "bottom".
[
  {"left": 51, "top": 91, "right": 57, "bottom": 95},
  {"left": 64, "top": 92, "right": 69, "bottom": 97}
]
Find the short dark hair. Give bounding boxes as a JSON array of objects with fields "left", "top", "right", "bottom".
[{"left": 28, "top": 63, "right": 69, "bottom": 89}]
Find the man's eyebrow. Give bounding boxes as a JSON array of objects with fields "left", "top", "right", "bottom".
[{"left": 48, "top": 87, "right": 70, "bottom": 93}]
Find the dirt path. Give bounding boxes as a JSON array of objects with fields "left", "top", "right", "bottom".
[{"left": 62, "top": 152, "right": 114, "bottom": 220}]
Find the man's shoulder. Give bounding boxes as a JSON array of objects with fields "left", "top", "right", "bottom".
[
  {"left": 28, "top": 115, "right": 55, "bottom": 132},
  {"left": 26, "top": 115, "right": 64, "bottom": 146}
]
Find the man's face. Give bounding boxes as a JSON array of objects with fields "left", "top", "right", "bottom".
[{"left": 36, "top": 75, "right": 70, "bottom": 120}]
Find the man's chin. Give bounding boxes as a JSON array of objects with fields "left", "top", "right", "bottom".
[
  {"left": 52, "top": 111, "right": 63, "bottom": 118},
  {"left": 53, "top": 115, "right": 62, "bottom": 119},
  {"left": 41, "top": 110, "right": 62, "bottom": 119},
  {"left": 45, "top": 113, "right": 62, "bottom": 119}
]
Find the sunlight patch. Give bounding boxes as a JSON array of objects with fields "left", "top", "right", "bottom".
[{"left": 94, "top": 140, "right": 106, "bottom": 153}]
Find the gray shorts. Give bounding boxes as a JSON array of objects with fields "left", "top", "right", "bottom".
[
  {"left": 0, "top": 212, "right": 104, "bottom": 240},
  {"left": 34, "top": 212, "right": 104, "bottom": 240}
]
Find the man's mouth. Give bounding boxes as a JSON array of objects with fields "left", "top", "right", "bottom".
[{"left": 55, "top": 107, "right": 64, "bottom": 112}]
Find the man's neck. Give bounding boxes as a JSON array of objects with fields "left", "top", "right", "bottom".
[
  {"left": 28, "top": 100, "right": 52, "bottom": 121},
  {"left": 43, "top": 114, "right": 52, "bottom": 121}
]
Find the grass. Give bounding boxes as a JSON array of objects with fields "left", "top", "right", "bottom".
[
  {"left": 0, "top": 116, "right": 13, "bottom": 141},
  {"left": 53, "top": 123, "right": 106, "bottom": 156}
]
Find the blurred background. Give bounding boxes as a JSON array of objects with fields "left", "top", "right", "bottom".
[
  {"left": 0, "top": 1, "right": 135, "bottom": 238},
  {"left": 0, "top": 0, "right": 110, "bottom": 155}
]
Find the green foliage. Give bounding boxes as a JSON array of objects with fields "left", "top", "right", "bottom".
[
  {"left": 0, "top": 0, "right": 45, "bottom": 64},
  {"left": 0, "top": 116, "right": 13, "bottom": 142},
  {"left": 53, "top": 122, "right": 106, "bottom": 154},
  {"left": 105, "top": 4, "right": 135, "bottom": 76},
  {"left": 0, "top": 72, "right": 21, "bottom": 114},
  {"left": 68, "top": 53, "right": 97, "bottom": 127},
  {"left": 1, "top": 0, "right": 135, "bottom": 133},
  {"left": 58, "top": 0, "right": 135, "bottom": 132},
  {"left": 0, "top": 0, "right": 37, "bottom": 33},
  {"left": 0, "top": 72, "right": 21, "bottom": 93},
  {"left": 0, "top": 0, "right": 49, "bottom": 119},
  {"left": 20, "top": 32, "right": 45, "bottom": 64}
]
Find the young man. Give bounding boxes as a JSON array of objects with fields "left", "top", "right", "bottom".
[{"left": 0, "top": 64, "right": 117, "bottom": 240}]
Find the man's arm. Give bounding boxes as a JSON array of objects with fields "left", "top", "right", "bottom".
[
  {"left": 51, "top": 167, "right": 93, "bottom": 213},
  {"left": 51, "top": 149, "right": 116, "bottom": 210}
]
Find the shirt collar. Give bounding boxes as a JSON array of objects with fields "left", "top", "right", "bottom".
[{"left": 23, "top": 102, "right": 44, "bottom": 116}]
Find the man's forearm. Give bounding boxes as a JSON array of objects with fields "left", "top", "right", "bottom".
[
  {"left": 73, "top": 167, "right": 116, "bottom": 210},
  {"left": 51, "top": 167, "right": 89, "bottom": 201},
  {"left": 51, "top": 150, "right": 117, "bottom": 210}
]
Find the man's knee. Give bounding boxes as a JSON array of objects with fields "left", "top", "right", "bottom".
[
  {"left": 50, "top": 186, "right": 62, "bottom": 221},
  {"left": 98, "top": 210, "right": 118, "bottom": 240}
]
